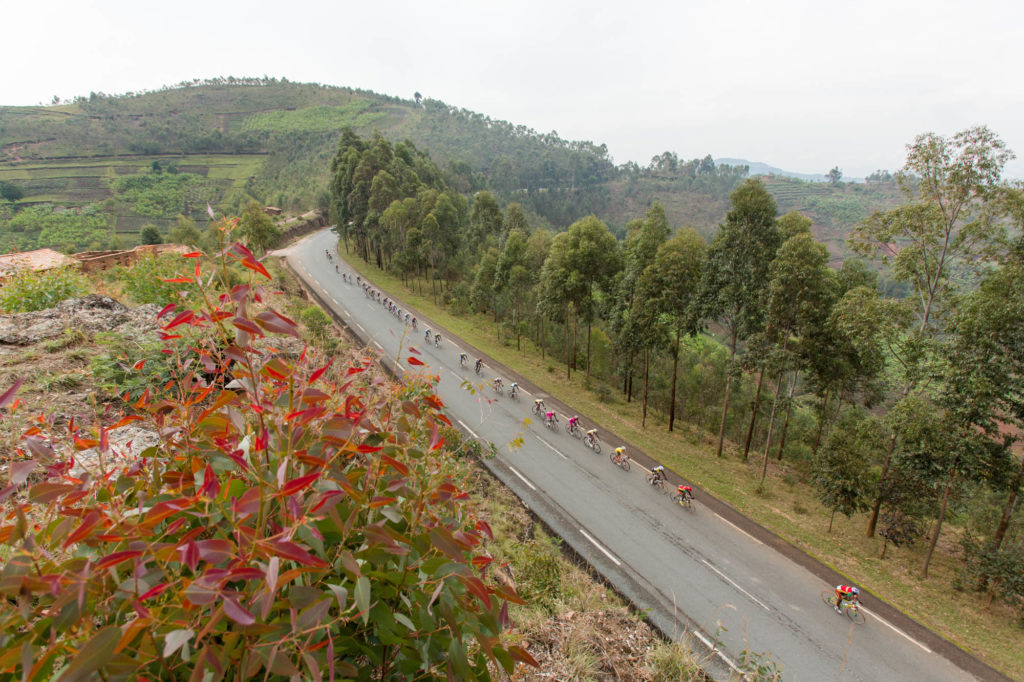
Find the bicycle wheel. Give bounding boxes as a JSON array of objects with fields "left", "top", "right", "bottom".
[
  {"left": 672, "top": 492, "right": 683, "bottom": 506},
  {"left": 820, "top": 590, "right": 837, "bottom": 608},
  {"left": 847, "top": 605, "right": 866, "bottom": 625},
  {"left": 684, "top": 496, "right": 695, "bottom": 512},
  {"left": 620, "top": 458, "right": 630, "bottom": 472},
  {"left": 592, "top": 441, "right": 601, "bottom": 454}
]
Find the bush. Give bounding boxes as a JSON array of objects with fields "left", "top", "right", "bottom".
[
  {"left": 1, "top": 234, "right": 534, "bottom": 680},
  {"left": 116, "top": 253, "right": 199, "bottom": 306},
  {"left": 139, "top": 224, "right": 163, "bottom": 244},
  {"left": 0, "top": 266, "right": 88, "bottom": 313},
  {"left": 300, "top": 304, "right": 332, "bottom": 342}
]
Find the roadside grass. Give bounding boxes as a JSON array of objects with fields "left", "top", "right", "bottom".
[{"left": 340, "top": 247, "right": 1024, "bottom": 680}]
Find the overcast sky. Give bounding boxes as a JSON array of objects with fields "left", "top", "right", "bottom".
[{"left": 7, "top": 0, "right": 1024, "bottom": 178}]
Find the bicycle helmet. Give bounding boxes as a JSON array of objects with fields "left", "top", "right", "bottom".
[{"left": 852, "top": 587, "right": 860, "bottom": 596}]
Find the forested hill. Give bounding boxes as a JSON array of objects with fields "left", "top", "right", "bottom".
[{"left": 0, "top": 77, "right": 898, "bottom": 250}]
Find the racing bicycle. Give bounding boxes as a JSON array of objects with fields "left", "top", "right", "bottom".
[
  {"left": 820, "top": 590, "right": 866, "bottom": 625},
  {"left": 610, "top": 449, "right": 630, "bottom": 471}
]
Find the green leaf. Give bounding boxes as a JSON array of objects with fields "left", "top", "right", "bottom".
[
  {"left": 56, "top": 625, "right": 120, "bottom": 682},
  {"left": 394, "top": 612, "right": 415, "bottom": 632},
  {"left": 355, "top": 576, "right": 371, "bottom": 625}
]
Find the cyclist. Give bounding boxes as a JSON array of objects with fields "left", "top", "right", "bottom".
[
  {"left": 613, "top": 446, "right": 627, "bottom": 463},
  {"left": 568, "top": 415, "right": 580, "bottom": 430},
  {"left": 434, "top": 333, "right": 441, "bottom": 347},
  {"left": 493, "top": 377, "right": 503, "bottom": 392},
  {"left": 677, "top": 484, "right": 693, "bottom": 500},
  {"left": 650, "top": 465, "right": 667, "bottom": 485},
  {"left": 545, "top": 411, "right": 558, "bottom": 427},
  {"left": 509, "top": 382, "right": 519, "bottom": 399},
  {"left": 475, "top": 358, "right": 484, "bottom": 374},
  {"left": 585, "top": 428, "right": 598, "bottom": 440},
  {"left": 411, "top": 317, "right": 417, "bottom": 330},
  {"left": 459, "top": 352, "right": 468, "bottom": 367},
  {"left": 424, "top": 328, "right": 432, "bottom": 342},
  {"left": 834, "top": 585, "right": 860, "bottom": 614}
]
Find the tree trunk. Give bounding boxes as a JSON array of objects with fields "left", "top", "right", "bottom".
[
  {"left": 586, "top": 320, "right": 592, "bottom": 378},
  {"left": 992, "top": 458, "right": 1024, "bottom": 550},
  {"left": 564, "top": 304, "right": 571, "bottom": 380},
  {"left": 828, "top": 509, "right": 836, "bottom": 533},
  {"left": 743, "top": 367, "right": 766, "bottom": 462},
  {"left": 515, "top": 301, "right": 521, "bottom": 351},
  {"left": 669, "top": 329, "right": 681, "bottom": 432},
  {"left": 716, "top": 328, "right": 739, "bottom": 458},
  {"left": 923, "top": 464, "right": 958, "bottom": 578},
  {"left": 812, "top": 390, "right": 831, "bottom": 457},
  {"left": 867, "top": 432, "right": 899, "bottom": 538},
  {"left": 760, "top": 365, "right": 788, "bottom": 487},
  {"left": 572, "top": 316, "right": 578, "bottom": 372},
  {"left": 776, "top": 370, "right": 799, "bottom": 460},
  {"left": 627, "top": 373, "right": 633, "bottom": 403},
  {"left": 642, "top": 346, "right": 650, "bottom": 428}
]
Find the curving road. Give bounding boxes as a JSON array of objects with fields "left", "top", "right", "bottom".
[{"left": 285, "top": 229, "right": 989, "bottom": 681}]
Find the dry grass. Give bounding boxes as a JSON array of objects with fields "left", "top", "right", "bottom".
[{"left": 341, "top": 250, "right": 1024, "bottom": 680}]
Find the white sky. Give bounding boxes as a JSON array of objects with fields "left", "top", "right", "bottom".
[{"left": 7, "top": 0, "right": 1024, "bottom": 178}]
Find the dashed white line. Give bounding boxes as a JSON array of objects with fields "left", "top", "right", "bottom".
[
  {"left": 579, "top": 528, "right": 621, "bottom": 566},
  {"left": 456, "top": 419, "right": 479, "bottom": 439},
  {"left": 373, "top": 341, "right": 383, "bottom": 350},
  {"left": 331, "top": 297, "right": 339, "bottom": 305},
  {"left": 508, "top": 466, "right": 537, "bottom": 491},
  {"left": 536, "top": 436, "right": 568, "bottom": 460},
  {"left": 860, "top": 607, "right": 931, "bottom": 652},
  {"left": 355, "top": 323, "right": 365, "bottom": 332},
  {"left": 713, "top": 513, "right": 764, "bottom": 546},
  {"left": 700, "top": 558, "right": 770, "bottom": 610}
]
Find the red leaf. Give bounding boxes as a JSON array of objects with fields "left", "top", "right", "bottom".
[
  {"left": 163, "top": 310, "right": 195, "bottom": 330},
  {"left": 255, "top": 310, "right": 300, "bottom": 338},
  {"left": 269, "top": 539, "right": 327, "bottom": 568},
  {"left": 309, "top": 359, "right": 333, "bottom": 384},
  {"left": 64, "top": 510, "right": 104, "bottom": 548},
  {"left": 162, "top": 277, "right": 195, "bottom": 284},
  {"left": 278, "top": 473, "right": 319, "bottom": 497},
  {"left": 132, "top": 359, "right": 146, "bottom": 371},
  {"left": 96, "top": 550, "right": 142, "bottom": 570},
  {"left": 157, "top": 303, "right": 177, "bottom": 319},
  {"left": 508, "top": 645, "right": 539, "bottom": 667},
  {"left": 241, "top": 257, "right": 272, "bottom": 280},
  {"left": 224, "top": 597, "right": 256, "bottom": 625},
  {"left": 408, "top": 346, "right": 421, "bottom": 355},
  {"left": 356, "top": 444, "right": 383, "bottom": 453},
  {"left": 346, "top": 366, "right": 365, "bottom": 376},
  {"left": 380, "top": 454, "right": 409, "bottom": 476},
  {"left": 183, "top": 252, "right": 201, "bottom": 258},
  {"left": 231, "top": 242, "right": 256, "bottom": 260},
  {"left": 471, "top": 555, "right": 493, "bottom": 570},
  {"left": 0, "top": 378, "right": 24, "bottom": 410},
  {"left": 140, "top": 582, "right": 170, "bottom": 601},
  {"left": 231, "top": 316, "right": 263, "bottom": 336},
  {"left": 406, "top": 357, "right": 425, "bottom": 366},
  {"left": 110, "top": 415, "right": 144, "bottom": 430},
  {"left": 196, "top": 538, "right": 234, "bottom": 564}
]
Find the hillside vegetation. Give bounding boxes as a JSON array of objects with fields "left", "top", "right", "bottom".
[{"left": 3, "top": 78, "right": 901, "bottom": 253}]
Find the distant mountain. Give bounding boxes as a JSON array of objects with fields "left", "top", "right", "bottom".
[{"left": 715, "top": 158, "right": 862, "bottom": 183}]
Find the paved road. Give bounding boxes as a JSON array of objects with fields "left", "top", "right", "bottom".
[{"left": 287, "top": 230, "right": 977, "bottom": 681}]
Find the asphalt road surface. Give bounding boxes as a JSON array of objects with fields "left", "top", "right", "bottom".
[{"left": 286, "top": 229, "right": 980, "bottom": 681}]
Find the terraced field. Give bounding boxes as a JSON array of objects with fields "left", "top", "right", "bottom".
[{"left": 0, "top": 154, "right": 265, "bottom": 207}]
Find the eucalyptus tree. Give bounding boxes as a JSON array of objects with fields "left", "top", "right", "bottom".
[
  {"left": 468, "top": 191, "right": 503, "bottom": 255},
  {"left": 493, "top": 229, "right": 533, "bottom": 348},
  {"left": 639, "top": 229, "right": 707, "bottom": 431},
  {"left": 758, "top": 232, "right": 836, "bottom": 484},
  {"left": 852, "top": 126, "right": 1016, "bottom": 537},
  {"left": 699, "top": 179, "right": 781, "bottom": 457},
  {"left": 612, "top": 203, "right": 671, "bottom": 399}
]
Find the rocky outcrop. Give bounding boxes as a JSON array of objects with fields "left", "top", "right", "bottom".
[{"left": 0, "top": 294, "right": 161, "bottom": 345}]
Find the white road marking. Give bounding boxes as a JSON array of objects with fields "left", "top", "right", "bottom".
[
  {"left": 536, "top": 436, "right": 568, "bottom": 460},
  {"left": 860, "top": 607, "right": 932, "bottom": 652},
  {"left": 634, "top": 462, "right": 651, "bottom": 474},
  {"left": 700, "top": 558, "right": 770, "bottom": 610},
  {"left": 331, "top": 297, "right": 339, "bottom": 305},
  {"left": 373, "top": 341, "right": 383, "bottom": 351},
  {"left": 456, "top": 419, "right": 479, "bottom": 439},
  {"left": 689, "top": 630, "right": 743, "bottom": 674},
  {"left": 579, "top": 528, "right": 621, "bottom": 566},
  {"left": 714, "top": 513, "right": 765, "bottom": 546},
  {"left": 508, "top": 466, "right": 537, "bottom": 491},
  {"left": 355, "top": 323, "right": 365, "bottom": 332}
]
